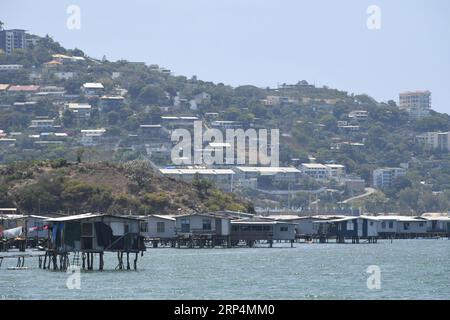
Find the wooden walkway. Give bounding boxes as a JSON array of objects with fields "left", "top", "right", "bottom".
[{"left": 0, "top": 252, "right": 45, "bottom": 269}]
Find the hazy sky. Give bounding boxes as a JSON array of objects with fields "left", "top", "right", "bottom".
[{"left": 2, "top": 0, "right": 450, "bottom": 113}]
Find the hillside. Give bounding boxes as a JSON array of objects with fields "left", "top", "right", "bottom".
[
  {"left": 2, "top": 28, "right": 450, "bottom": 214},
  {"left": 0, "top": 160, "right": 254, "bottom": 215}
]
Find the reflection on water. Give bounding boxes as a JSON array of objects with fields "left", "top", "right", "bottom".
[{"left": 1, "top": 239, "right": 449, "bottom": 300}]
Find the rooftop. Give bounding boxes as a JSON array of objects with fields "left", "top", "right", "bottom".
[
  {"left": 235, "top": 167, "right": 301, "bottom": 174},
  {"left": 45, "top": 213, "right": 140, "bottom": 222},
  {"left": 100, "top": 95, "right": 125, "bottom": 100},
  {"left": 68, "top": 103, "right": 92, "bottom": 109},
  {"left": 83, "top": 83, "right": 104, "bottom": 89},
  {"left": 301, "top": 163, "right": 328, "bottom": 169},
  {"left": 8, "top": 85, "right": 40, "bottom": 92},
  {"left": 160, "top": 168, "right": 235, "bottom": 175},
  {"left": 231, "top": 217, "right": 295, "bottom": 225},
  {"left": 400, "top": 90, "right": 431, "bottom": 95}
]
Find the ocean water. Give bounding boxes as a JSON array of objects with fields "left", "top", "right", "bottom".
[{"left": 1, "top": 239, "right": 449, "bottom": 300}]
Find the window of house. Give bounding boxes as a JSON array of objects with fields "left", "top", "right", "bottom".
[
  {"left": 280, "top": 226, "right": 288, "bottom": 232},
  {"left": 346, "top": 221, "right": 354, "bottom": 231},
  {"left": 389, "top": 221, "right": 394, "bottom": 229},
  {"left": 404, "top": 223, "right": 410, "bottom": 230},
  {"left": 181, "top": 218, "right": 190, "bottom": 233},
  {"left": 202, "top": 219, "right": 211, "bottom": 230},
  {"left": 381, "top": 222, "right": 386, "bottom": 229},
  {"left": 140, "top": 222, "right": 148, "bottom": 233},
  {"left": 81, "top": 223, "right": 93, "bottom": 236},
  {"left": 157, "top": 222, "right": 165, "bottom": 233}
]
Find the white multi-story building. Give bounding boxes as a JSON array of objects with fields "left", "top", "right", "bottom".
[
  {"left": 0, "top": 29, "right": 26, "bottom": 55},
  {"left": 399, "top": 90, "right": 431, "bottom": 119},
  {"left": 301, "top": 163, "right": 345, "bottom": 180},
  {"left": 416, "top": 132, "right": 450, "bottom": 152},
  {"left": 325, "top": 164, "right": 346, "bottom": 179},
  {"left": 0, "top": 64, "right": 23, "bottom": 71},
  {"left": 301, "top": 163, "right": 328, "bottom": 180},
  {"left": 262, "top": 95, "right": 281, "bottom": 106},
  {"left": 29, "top": 119, "right": 55, "bottom": 130},
  {"left": 234, "top": 167, "right": 301, "bottom": 189},
  {"left": 66, "top": 103, "right": 92, "bottom": 120},
  {"left": 81, "top": 83, "right": 104, "bottom": 96},
  {"left": 372, "top": 167, "right": 406, "bottom": 189},
  {"left": 348, "top": 110, "right": 369, "bottom": 121},
  {"left": 80, "top": 128, "right": 106, "bottom": 146}
]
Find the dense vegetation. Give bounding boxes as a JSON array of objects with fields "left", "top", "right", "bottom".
[
  {"left": 0, "top": 160, "right": 254, "bottom": 215},
  {"left": 2, "top": 29, "right": 450, "bottom": 214}
]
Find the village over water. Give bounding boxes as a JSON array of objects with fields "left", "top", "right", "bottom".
[{"left": 1, "top": 3, "right": 450, "bottom": 303}]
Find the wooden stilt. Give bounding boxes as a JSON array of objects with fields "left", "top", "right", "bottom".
[
  {"left": 43, "top": 252, "right": 47, "bottom": 270},
  {"left": 82, "top": 252, "right": 86, "bottom": 270},
  {"left": 52, "top": 253, "right": 57, "bottom": 270},
  {"left": 118, "top": 252, "right": 123, "bottom": 270},
  {"left": 87, "top": 252, "right": 90, "bottom": 270},
  {"left": 90, "top": 253, "right": 94, "bottom": 270},
  {"left": 99, "top": 252, "right": 104, "bottom": 271},
  {"left": 126, "top": 252, "right": 130, "bottom": 270}
]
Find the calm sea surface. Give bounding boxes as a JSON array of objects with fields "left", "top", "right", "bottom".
[{"left": 1, "top": 239, "right": 449, "bottom": 300}]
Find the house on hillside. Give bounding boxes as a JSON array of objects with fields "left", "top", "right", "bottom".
[{"left": 81, "top": 83, "right": 104, "bottom": 96}]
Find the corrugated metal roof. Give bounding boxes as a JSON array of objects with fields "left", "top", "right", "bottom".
[
  {"left": 160, "top": 168, "right": 234, "bottom": 175},
  {"left": 46, "top": 213, "right": 144, "bottom": 222},
  {"left": 231, "top": 217, "right": 296, "bottom": 225},
  {"left": 372, "top": 215, "right": 427, "bottom": 222},
  {"left": 236, "top": 167, "right": 301, "bottom": 174},
  {"left": 83, "top": 83, "right": 104, "bottom": 89},
  {"left": 151, "top": 214, "right": 176, "bottom": 221},
  {"left": 8, "top": 85, "right": 40, "bottom": 92},
  {"left": 45, "top": 213, "right": 102, "bottom": 222}
]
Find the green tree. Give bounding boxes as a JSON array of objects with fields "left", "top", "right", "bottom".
[
  {"left": 138, "top": 85, "right": 166, "bottom": 105},
  {"left": 319, "top": 114, "right": 338, "bottom": 132},
  {"left": 193, "top": 174, "right": 212, "bottom": 199},
  {"left": 76, "top": 149, "right": 85, "bottom": 163},
  {"left": 123, "top": 159, "right": 153, "bottom": 189}
]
